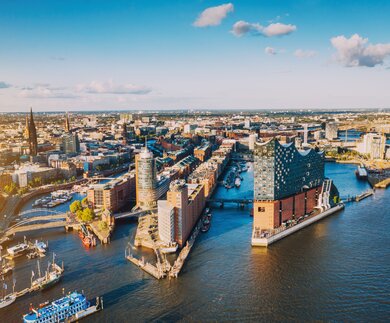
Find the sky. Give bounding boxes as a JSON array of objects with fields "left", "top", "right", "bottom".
[{"left": 1, "top": 0, "right": 390, "bottom": 112}]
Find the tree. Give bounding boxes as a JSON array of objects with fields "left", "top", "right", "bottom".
[
  {"left": 81, "top": 207, "right": 94, "bottom": 222},
  {"left": 4, "top": 182, "right": 17, "bottom": 195},
  {"left": 98, "top": 221, "right": 108, "bottom": 231},
  {"left": 70, "top": 200, "right": 82, "bottom": 213},
  {"left": 81, "top": 197, "right": 88, "bottom": 207}
]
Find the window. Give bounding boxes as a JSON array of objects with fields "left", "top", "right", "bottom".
[{"left": 258, "top": 207, "right": 266, "bottom": 212}]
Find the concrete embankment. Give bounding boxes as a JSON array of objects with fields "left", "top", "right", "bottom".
[
  {"left": 252, "top": 204, "right": 345, "bottom": 247},
  {"left": 374, "top": 178, "right": 390, "bottom": 189}
]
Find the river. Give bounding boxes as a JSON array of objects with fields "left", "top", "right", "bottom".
[{"left": 2, "top": 162, "right": 390, "bottom": 321}]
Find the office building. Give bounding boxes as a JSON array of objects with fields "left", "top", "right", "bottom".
[{"left": 158, "top": 180, "right": 205, "bottom": 247}]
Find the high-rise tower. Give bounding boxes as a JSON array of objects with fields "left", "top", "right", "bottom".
[
  {"left": 28, "top": 108, "right": 38, "bottom": 156},
  {"left": 135, "top": 144, "right": 157, "bottom": 209}
]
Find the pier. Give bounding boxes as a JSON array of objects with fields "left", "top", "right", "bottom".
[{"left": 252, "top": 204, "right": 345, "bottom": 247}]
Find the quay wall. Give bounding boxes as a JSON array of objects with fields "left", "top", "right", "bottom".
[{"left": 252, "top": 204, "right": 345, "bottom": 247}]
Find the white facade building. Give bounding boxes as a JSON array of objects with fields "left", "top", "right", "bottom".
[{"left": 157, "top": 200, "right": 175, "bottom": 244}]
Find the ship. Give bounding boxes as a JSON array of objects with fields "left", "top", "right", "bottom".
[
  {"left": 31, "top": 254, "right": 64, "bottom": 291},
  {"left": 355, "top": 165, "right": 368, "bottom": 180},
  {"left": 79, "top": 225, "right": 96, "bottom": 248},
  {"left": 0, "top": 279, "right": 16, "bottom": 309},
  {"left": 0, "top": 248, "right": 14, "bottom": 275},
  {"left": 22, "top": 291, "right": 103, "bottom": 323},
  {"left": 7, "top": 242, "right": 29, "bottom": 258}
]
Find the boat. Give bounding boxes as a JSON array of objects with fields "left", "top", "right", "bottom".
[
  {"left": 34, "top": 240, "right": 48, "bottom": 254},
  {"left": 0, "top": 279, "right": 16, "bottom": 309},
  {"left": 31, "top": 254, "right": 64, "bottom": 291},
  {"left": 22, "top": 291, "right": 103, "bottom": 323},
  {"left": 7, "top": 242, "right": 29, "bottom": 258},
  {"left": 201, "top": 220, "right": 211, "bottom": 233},
  {"left": 0, "top": 248, "right": 14, "bottom": 275},
  {"left": 235, "top": 177, "right": 241, "bottom": 188},
  {"left": 79, "top": 226, "right": 96, "bottom": 248},
  {"left": 355, "top": 166, "right": 368, "bottom": 180},
  {"left": 27, "top": 251, "right": 40, "bottom": 259}
]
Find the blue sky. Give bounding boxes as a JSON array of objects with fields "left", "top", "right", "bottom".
[{"left": 1, "top": 0, "right": 390, "bottom": 111}]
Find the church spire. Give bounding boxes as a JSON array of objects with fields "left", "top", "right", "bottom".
[
  {"left": 28, "top": 107, "right": 38, "bottom": 156},
  {"left": 65, "top": 112, "right": 70, "bottom": 133}
]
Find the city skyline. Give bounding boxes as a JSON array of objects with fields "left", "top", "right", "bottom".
[{"left": 1, "top": 0, "right": 390, "bottom": 111}]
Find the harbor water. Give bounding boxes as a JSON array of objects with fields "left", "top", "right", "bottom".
[{"left": 2, "top": 162, "right": 390, "bottom": 321}]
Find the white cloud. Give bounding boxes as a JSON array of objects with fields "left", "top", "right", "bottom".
[
  {"left": 76, "top": 80, "right": 152, "bottom": 95},
  {"left": 294, "top": 49, "right": 317, "bottom": 58},
  {"left": 19, "top": 86, "right": 78, "bottom": 99},
  {"left": 331, "top": 34, "right": 390, "bottom": 67},
  {"left": 193, "top": 3, "right": 234, "bottom": 27},
  {"left": 231, "top": 21, "right": 296, "bottom": 37},
  {"left": 265, "top": 47, "right": 277, "bottom": 55},
  {"left": 0, "top": 81, "right": 11, "bottom": 89}
]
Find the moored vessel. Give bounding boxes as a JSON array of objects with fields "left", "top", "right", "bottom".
[
  {"left": 22, "top": 291, "right": 103, "bottom": 323},
  {"left": 0, "top": 279, "right": 16, "bottom": 309},
  {"left": 7, "top": 242, "right": 29, "bottom": 258}
]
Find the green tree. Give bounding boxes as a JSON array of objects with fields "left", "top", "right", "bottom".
[
  {"left": 69, "top": 200, "right": 82, "bottom": 213},
  {"left": 76, "top": 209, "right": 83, "bottom": 220},
  {"left": 81, "top": 197, "right": 88, "bottom": 207},
  {"left": 81, "top": 208, "right": 94, "bottom": 222},
  {"left": 98, "top": 221, "right": 108, "bottom": 231},
  {"left": 4, "top": 182, "right": 17, "bottom": 195}
]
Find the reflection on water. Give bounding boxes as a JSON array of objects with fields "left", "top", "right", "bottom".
[{"left": 1, "top": 163, "right": 389, "bottom": 321}]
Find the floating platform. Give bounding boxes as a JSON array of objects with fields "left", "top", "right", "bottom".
[{"left": 251, "top": 204, "right": 345, "bottom": 247}]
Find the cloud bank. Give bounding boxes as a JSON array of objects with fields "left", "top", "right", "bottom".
[
  {"left": 76, "top": 81, "right": 152, "bottom": 95},
  {"left": 232, "top": 21, "right": 296, "bottom": 37},
  {"left": 193, "top": 3, "right": 234, "bottom": 27},
  {"left": 294, "top": 49, "right": 317, "bottom": 58},
  {"left": 265, "top": 47, "right": 277, "bottom": 55},
  {"left": 331, "top": 34, "right": 390, "bottom": 67}
]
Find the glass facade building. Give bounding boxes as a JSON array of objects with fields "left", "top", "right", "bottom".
[{"left": 254, "top": 138, "right": 324, "bottom": 201}]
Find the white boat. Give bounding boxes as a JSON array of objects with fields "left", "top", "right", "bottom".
[
  {"left": 0, "top": 279, "right": 16, "bottom": 308},
  {"left": 34, "top": 240, "right": 47, "bottom": 254},
  {"left": 7, "top": 242, "right": 29, "bottom": 258},
  {"left": 0, "top": 293, "right": 16, "bottom": 308},
  {"left": 235, "top": 177, "right": 241, "bottom": 188}
]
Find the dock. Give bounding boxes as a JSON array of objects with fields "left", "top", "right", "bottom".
[
  {"left": 252, "top": 204, "right": 345, "bottom": 247},
  {"left": 355, "top": 190, "right": 374, "bottom": 202},
  {"left": 169, "top": 218, "right": 202, "bottom": 278}
]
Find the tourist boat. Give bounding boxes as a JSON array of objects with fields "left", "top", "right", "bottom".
[
  {"left": 22, "top": 291, "right": 103, "bottom": 323},
  {"left": 7, "top": 242, "right": 29, "bottom": 258},
  {"left": 0, "top": 279, "right": 16, "bottom": 309},
  {"left": 235, "top": 177, "right": 241, "bottom": 188}
]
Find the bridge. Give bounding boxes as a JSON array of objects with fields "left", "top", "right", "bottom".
[
  {"left": 0, "top": 209, "right": 72, "bottom": 243},
  {"left": 206, "top": 198, "right": 253, "bottom": 208},
  {"left": 114, "top": 209, "right": 154, "bottom": 220}
]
